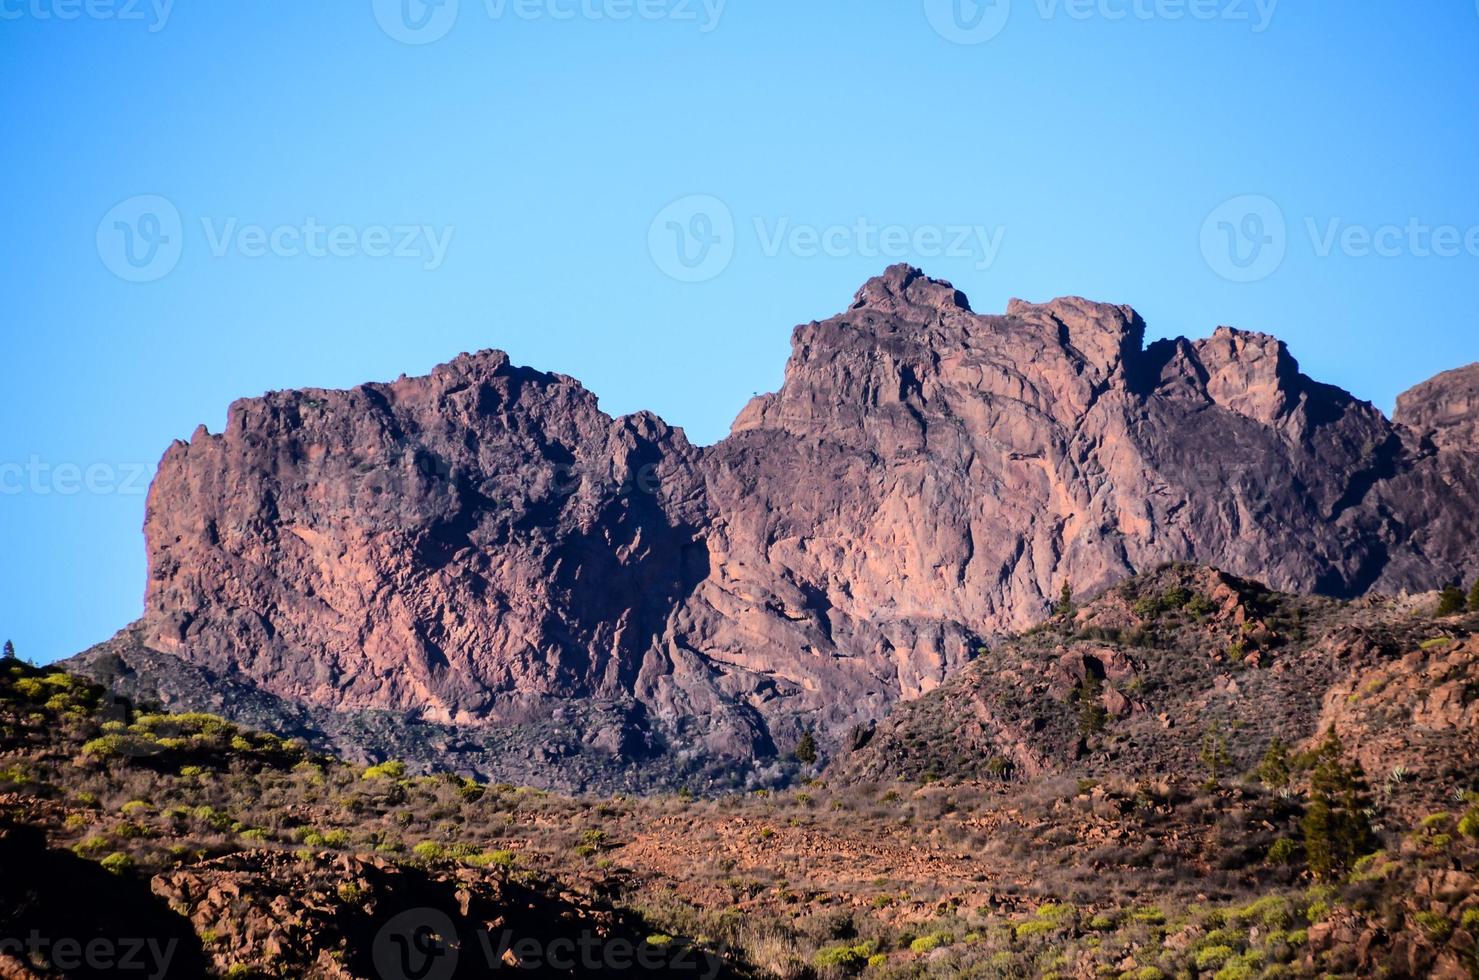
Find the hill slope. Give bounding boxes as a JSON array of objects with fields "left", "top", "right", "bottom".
[{"left": 10, "top": 576, "right": 1479, "bottom": 977}]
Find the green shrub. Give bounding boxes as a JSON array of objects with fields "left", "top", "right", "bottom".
[
  {"left": 362, "top": 760, "right": 407, "bottom": 780},
  {"left": 81, "top": 733, "right": 158, "bottom": 758},
  {"left": 467, "top": 849, "right": 516, "bottom": 868},
  {"left": 1195, "top": 946, "right": 1236, "bottom": 971},
  {"left": 1412, "top": 911, "right": 1451, "bottom": 940},
  {"left": 336, "top": 882, "right": 367, "bottom": 905},
  {"left": 412, "top": 841, "right": 446, "bottom": 861},
  {"left": 1266, "top": 837, "right": 1300, "bottom": 866},
  {"left": 99, "top": 852, "right": 133, "bottom": 875},
  {"left": 909, "top": 933, "right": 951, "bottom": 954},
  {"left": 1186, "top": 593, "right": 1217, "bottom": 618},
  {"left": 812, "top": 942, "right": 872, "bottom": 972},
  {"left": 1013, "top": 919, "right": 1058, "bottom": 940},
  {"left": 1436, "top": 586, "right": 1466, "bottom": 617}
]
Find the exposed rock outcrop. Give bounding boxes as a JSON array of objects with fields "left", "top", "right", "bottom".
[
  {"left": 1396, "top": 362, "right": 1479, "bottom": 452},
  {"left": 71, "top": 266, "right": 1479, "bottom": 790}
]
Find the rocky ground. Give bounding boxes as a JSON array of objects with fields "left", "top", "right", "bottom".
[{"left": 6, "top": 565, "right": 1479, "bottom": 978}]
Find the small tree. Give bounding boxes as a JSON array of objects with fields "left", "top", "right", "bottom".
[
  {"left": 1201, "top": 724, "right": 1232, "bottom": 784},
  {"left": 794, "top": 730, "right": 818, "bottom": 766},
  {"left": 1, "top": 640, "right": 14, "bottom": 662},
  {"left": 1077, "top": 673, "right": 1108, "bottom": 736},
  {"left": 1257, "top": 737, "right": 1292, "bottom": 790},
  {"left": 1300, "top": 728, "right": 1374, "bottom": 879},
  {"left": 1056, "top": 581, "right": 1074, "bottom": 618},
  {"left": 1436, "top": 585, "right": 1466, "bottom": 617},
  {"left": 1468, "top": 577, "right": 1479, "bottom": 613}
]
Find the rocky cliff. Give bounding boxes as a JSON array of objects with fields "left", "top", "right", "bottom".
[{"left": 72, "top": 266, "right": 1479, "bottom": 790}]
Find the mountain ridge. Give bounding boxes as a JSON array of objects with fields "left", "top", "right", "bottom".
[{"left": 68, "top": 265, "right": 1479, "bottom": 791}]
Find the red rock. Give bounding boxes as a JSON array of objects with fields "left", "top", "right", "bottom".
[{"left": 71, "top": 266, "right": 1479, "bottom": 788}]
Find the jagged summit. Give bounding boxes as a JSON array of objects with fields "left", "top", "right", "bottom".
[
  {"left": 70, "top": 268, "right": 1479, "bottom": 790},
  {"left": 850, "top": 263, "right": 972, "bottom": 314}
]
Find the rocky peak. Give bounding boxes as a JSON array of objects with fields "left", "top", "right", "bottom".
[
  {"left": 1004, "top": 295, "right": 1147, "bottom": 378},
  {"left": 1395, "top": 362, "right": 1479, "bottom": 452},
  {"left": 849, "top": 263, "right": 972, "bottom": 316},
  {"left": 1191, "top": 326, "right": 1304, "bottom": 424}
]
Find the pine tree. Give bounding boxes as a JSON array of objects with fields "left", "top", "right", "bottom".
[
  {"left": 1436, "top": 585, "right": 1466, "bottom": 617},
  {"left": 1, "top": 640, "right": 13, "bottom": 662},
  {"left": 1301, "top": 728, "right": 1374, "bottom": 879},
  {"left": 1056, "top": 581, "right": 1074, "bottom": 617},
  {"left": 1200, "top": 724, "right": 1232, "bottom": 784},
  {"left": 1077, "top": 673, "right": 1108, "bottom": 736},
  {"left": 1468, "top": 577, "right": 1479, "bottom": 613},
  {"left": 1257, "top": 737, "right": 1292, "bottom": 789},
  {"left": 794, "top": 729, "right": 817, "bottom": 766}
]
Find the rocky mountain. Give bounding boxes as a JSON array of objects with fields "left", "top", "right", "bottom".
[{"left": 71, "top": 266, "right": 1479, "bottom": 790}]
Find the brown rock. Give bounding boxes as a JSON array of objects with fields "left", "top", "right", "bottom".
[
  {"left": 1395, "top": 362, "right": 1479, "bottom": 452},
  {"left": 70, "top": 266, "right": 1479, "bottom": 788}
]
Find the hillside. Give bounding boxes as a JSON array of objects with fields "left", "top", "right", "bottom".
[
  {"left": 8, "top": 567, "right": 1479, "bottom": 978},
  {"left": 840, "top": 564, "right": 1478, "bottom": 819}
]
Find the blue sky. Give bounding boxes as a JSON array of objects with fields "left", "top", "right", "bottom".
[{"left": 2, "top": 1, "right": 1478, "bottom": 663}]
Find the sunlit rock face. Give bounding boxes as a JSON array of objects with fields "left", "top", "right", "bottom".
[{"left": 93, "top": 265, "right": 1479, "bottom": 787}]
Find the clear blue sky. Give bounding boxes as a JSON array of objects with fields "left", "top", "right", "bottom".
[{"left": 3, "top": 2, "right": 1478, "bottom": 663}]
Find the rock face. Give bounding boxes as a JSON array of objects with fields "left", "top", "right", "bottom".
[
  {"left": 76, "top": 266, "right": 1479, "bottom": 789},
  {"left": 1396, "top": 362, "right": 1479, "bottom": 452}
]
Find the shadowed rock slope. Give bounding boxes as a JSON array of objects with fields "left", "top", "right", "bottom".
[{"left": 70, "top": 266, "right": 1479, "bottom": 790}]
